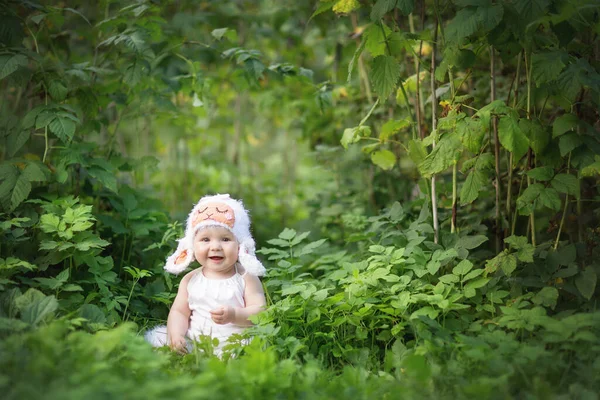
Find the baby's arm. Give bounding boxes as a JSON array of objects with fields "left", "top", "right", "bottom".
[
  {"left": 166, "top": 270, "right": 194, "bottom": 352},
  {"left": 210, "top": 274, "right": 266, "bottom": 326}
]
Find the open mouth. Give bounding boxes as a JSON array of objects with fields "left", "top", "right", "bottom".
[{"left": 209, "top": 256, "right": 224, "bottom": 261}]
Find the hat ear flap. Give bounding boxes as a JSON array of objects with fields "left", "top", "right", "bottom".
[
  {"left": 164, "top": 239, "right": 194, "bottom": 275},
  {"left": 238, "top": 239, "right": 266, "bottom": 277}
]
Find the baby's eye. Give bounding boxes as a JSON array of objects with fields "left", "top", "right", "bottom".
[
  {"left": 222, "top": 237, "right": 231, "bottom": 242},
  {"left": 199, "top": 237, "right": 210, "bottom": 242}
]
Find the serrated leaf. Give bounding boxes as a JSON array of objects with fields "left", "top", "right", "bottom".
[
  {"left": 365, "top": 23, "right": 392, "bottom": 58},
  {"left": 310, "top": 1, "right": 335, "bottom": 21},
  {"left": 6, "top": 130, "right": 30, "bottom": 157},
  {"left": 10, "top": 174, "right": 31, "bottom": 212},
  {"left": 124, "top": 61, "right": 145, "bottom": 87},
  {"left": 527, "top": 166, "right": 554, "bottom": 181},
  {"left": 446, "top": 7, "right": 479, "bottom": 44},
  {"left": 396, "top": 0, "right": 415, "bottom": 15},
  {"left": 538, "top": 187, "right": 561, "bottom": 211},
  {"left": 420, "top": 132, "right": 462, "bottom": 176},
  {"left": 380, "top": 118, "right": 410, "bottom": 141},
  {"left": 279, "top": 228, "right": 297, "bottom": 241},
  {"left": 464, "top": 277, "right": 490, "bottom": 290},
  {"left": 532, "top": 51, "right": 567, "bottom": 85},
  {"left": 407, "top": 139, "right": 427, "bottom": 167},
  {"left": 486, "top": 251, "right": 517, "bottom": 275},
  {"left": 499, "top": 115, "right": 529, "bottom": 162},
  {"left": 17, "top": 289, "right": 58, "bottom": 325},
  {"left": 341, "top": 127, "right": 360, "bottom": 149},
  {"left": 520, "top": 119, "right": 548, "bottom": 156},
  {"left": 532, "top": 287, "right": 559, "bottom": 309},
  {"left": 457, "top": 116, "right": 484, "bottom": 153},
  {"left": 516, "top": 183, "right": 544, "bottom": 215},
  {"left": 552, "top": 114, "right": 578, "bottom": 139},
  {"left": 456, "top": 235, "right": 488, "bottom": 250},
  {"left": 347, "top": 38, "right": 366, "bottom": 83},
  {"left": 460, "top": 169, "right": 486, "bottom": 205},
  {"left": 559, "top": 133, "right": 583, "bottom": 156},
  {"left": 0, "top": 53, "right": 28, "bottom": 80},
  {"left": 372, "top": 55, "right": 400, "bottom": 100},
  {"left": 245, "top": 58, "right": 265, "bottom": 81},
  {"left": 332, "top": 0, "right": 361, "bottom": 14},
  {"left": 87, "top": 167, "right": 118, "bottom": 193},
  {"left": 513, "top": 0, "right": 550, "bottom": 24},
  {"left": 371, "top": 0, "right": 397, "bottom": 21},
  {"left": 49, "top": 116, "right": 76, "bottom": 143},
  {"left": 575, "top": 268, "right": 596, "bottom": 300},
  {"left": 551, "top": 174, "right": 579, "bottom": 198},
  {"left": 47, "top": 80, "right": 68, "bottom": 101},
  {"left": 21, "top": 163, "right": 47, "bottom": 183},
  {"left": 371, "top": 149, "right": 397, "bottom": 170}
]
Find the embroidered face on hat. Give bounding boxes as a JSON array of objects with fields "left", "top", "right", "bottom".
[{"left": 164, "top": 194, "right": 266, "bottom": 276}]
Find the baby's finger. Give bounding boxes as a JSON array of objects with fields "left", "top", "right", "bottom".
[{"left": 209, "top": 308, "right": 224, "bottom": 316}]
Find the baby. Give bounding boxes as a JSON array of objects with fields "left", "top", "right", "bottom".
[{"left": 145, "top": 194, "right": 266, "bottom": 355}]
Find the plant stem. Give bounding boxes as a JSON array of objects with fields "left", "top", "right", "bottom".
[
  {"left": 506, "top": 53, "right": 522, "bottom": 233},
  {"left": 430, "top": 11, "right": 440, "bottom": 244},
  {"left": 122, "top": 278, "right": 139, "bottom": 322},
  {"left": 452, "top": 162, "right": 457, "bottom": 233},
  {"left": 524, "top": 50, "right": 536, "bottom": 247},
  {"left": 409, "top": 12, "right": 423, "bottom": 139},
  {"left": 554, "top": 153, "right": 572, "bottom": 250},
  {"left": 490, "top": 46, "right": 502, "bottom": 251}
]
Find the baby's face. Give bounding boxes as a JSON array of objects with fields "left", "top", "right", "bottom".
[
  {"left": 192, "top": 202, "right": 235, "bottom": 229},
  {"left": 193, "top": 226, "right": 239, "bottom": 276}
]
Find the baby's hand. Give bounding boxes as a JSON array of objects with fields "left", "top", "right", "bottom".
[
  {"left": 170, "top": 336, "right": 188, "bottom": 354},
  {"left": 210, "top": 306, "right": 235, "bottom": 324}
]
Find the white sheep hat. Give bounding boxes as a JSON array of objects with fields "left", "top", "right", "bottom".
[{"left": 164, "top": 193, "right": 266, "bottom": 276}]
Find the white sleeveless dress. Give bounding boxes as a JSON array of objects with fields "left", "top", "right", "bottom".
[{"left": 144, "top": 265, "right": 247, "bottom": 355}]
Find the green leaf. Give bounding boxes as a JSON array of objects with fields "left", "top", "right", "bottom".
[
  {"left": 47, "top": 80, "right": 68, "bottom": 101},
  {"left": 527, "top": 166, "right": 554, "bottom": 181},
  {"left": 552, "top": 114, "right": 578, "bottom": 138},
  {"left": 532, "top": 51, "right": 567, "bottom": 85},
  {"left": 460, "top": 169, "right": 486, "bottom": 205},
  {"left": 538, "top": 188, "right": 561, "bottom": 211},
  {"left": 446, "top": 7, "right": 479, "bottom": 44},
  {"left": 332, "top": 0, "right": 361, "bottom": 14},
  {"left": 380, "top": 118, "right": 410, "bottom": 141},
  {"left": 558, "top": 133, "right": 583, "bottom": 157},
  {"left": 551, "top": 174, "right": 580, "bottom": 198},
  {"left": 580, "top": 157, "right": 600, "bottom": 177},
  {"left": 520, "top": 119, "right": 549, "bottom": 156},
  {"left": 464, "top": 277, "right": 490, "bottom": 291},
  {"left": 6, "top": 130, "right": 30, "bottom": 157},
  {"left": 499, "top": 115, "right": 529, "bottom": 162},
  {"left": 310, "top": 1, "right": 335, "bottom": 21},
  {"left": 532, "top": 287, "right": 559, "bottom": 309},
  {"left": 456, "top": 235, "right": 488, "bottom": 250},
  {"left": 478, "top": 4, "right": 504, "bottom": 32},
  {"left": 266, "top": 238, "right": 289, "bottom": 247},
  {"left": 575, "top": 268, "right": 596, "bottom": 300},
  {"left": 347, "top": 38, "right": 366, "bottom": 83},
  {"left": 211, "top": 28, "right": 238, "bottom": 42},
  {"left": 396, "top": 0, "right": 414, "bottom": 15},
  {"left": 407, "top": 139, "right": 427, "bottom": 167},
  {"left": 457, "top": 116, "right": 484, "bottom": 153},
  {"left": 371, "top": 55, "right": 400, "bottom": 100},
  {"left": 371, "top": 0, "right": 397, "bottom": 21},
  {"left": 9, "top": 173, "right": 31, "bottom": 212},
  {"left": 453, "top": 259, "right": 473, "bottom": 276},
  {"left": 74, "top": 237, "right": 110, "bottom": 251},
  {"left": 124, "top": 61, "right": 145, "bottom": 87},
  {"left": 516, "top": 183, "right": 544, "bottom": 216},
  {"left": 365, "top": 23, "right": 392, "bottom": 58},
  {"left": 16, "top": 289, "right": 58, "bottom": 325},
  {"left": 341, "top": 127, "right": 359, "bottom": 149},
  {"left": 0, "top": 53, "right": 28, "bottom": 80},
  {"left": 279, "top": 228, "right": 297, "bottom": 241},
  {"left": 87, "top": 167, "right": 118, "bottom": 193},
  {"left": 49, "top": 116, "right": 76, "bottom": 143},
  {"left": 485, "top": 251, "right": 517, "bottom": 275},
  {"left": 371, "top": 149, "right": 397, "bottom": 170},
  {"left": 419, "top": 132, "right": 462, "bottom": 176},
  {"left": 513, "top": 0, "right": 550, "bottom": 24},
  {"left": 22, "top": 163, "right": 47, "bottom": 182}
]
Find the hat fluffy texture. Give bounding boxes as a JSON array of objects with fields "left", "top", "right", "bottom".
[{"left": 164, "top": 194, "right": 266, "bottom": 276}]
